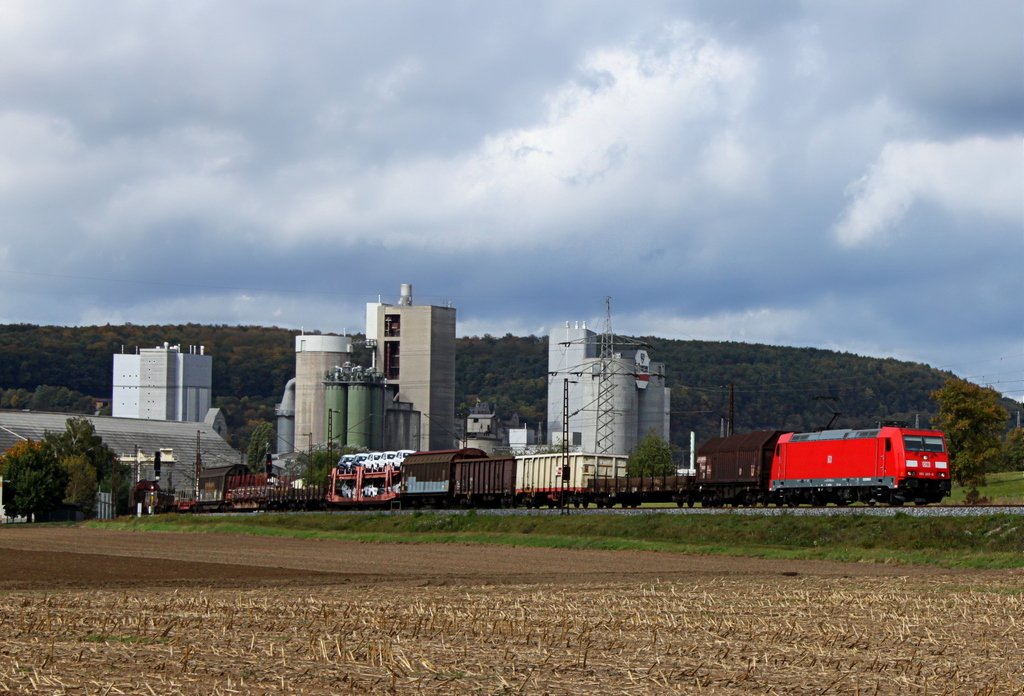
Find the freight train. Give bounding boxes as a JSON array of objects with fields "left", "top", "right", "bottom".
[{"left": 171, "top": 424, "right": 950, "bottom": 513}]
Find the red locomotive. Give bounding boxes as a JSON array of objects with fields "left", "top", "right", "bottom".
[{"left": 771, "top": 425, "right": 950, "bottom": 506}]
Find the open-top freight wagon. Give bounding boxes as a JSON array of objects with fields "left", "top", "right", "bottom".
[{"left": 517, "top": 452, "right": 629, "bottom": 508}]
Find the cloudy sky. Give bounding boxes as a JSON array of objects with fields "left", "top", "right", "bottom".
[{"left": 0, "top": 1, "right": 1021, "bottom": 396}]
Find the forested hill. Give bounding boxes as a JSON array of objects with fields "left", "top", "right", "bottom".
[
  {"left": 1, "top": 324, "right": 1016, "bottom": 451},
  {"left": 454, "top": 334, "right": 1022, "bottom": 448}
]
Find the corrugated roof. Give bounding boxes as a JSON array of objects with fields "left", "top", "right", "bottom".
[{"left": 0, "top": 411, "right": 240, "bottom": 469}]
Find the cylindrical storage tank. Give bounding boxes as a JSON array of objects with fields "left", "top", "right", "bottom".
[
  {"left": 369, "top": 383, "right": 385, "bottom": 452},
  {"left": 611, "top": 364, "right": 639, "bottom": 455},
  {"left": 347, "top": 384, "right": 371, "bottom": 449},
  {"left": 276, "top": 378, "right": 296, "bottom": 454},
  {"left": 324, "top": 383, "right": 348, "bottom": 448}
]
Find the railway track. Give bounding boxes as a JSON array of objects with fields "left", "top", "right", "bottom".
[{"left": 204, "top": 504, "right": 1024, "bottom": 518}]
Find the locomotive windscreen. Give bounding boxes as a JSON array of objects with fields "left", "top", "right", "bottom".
[{"left": 903, "top": 435, "right": 945, "bottom": 453}]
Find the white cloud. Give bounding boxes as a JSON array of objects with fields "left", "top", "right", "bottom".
[
  {"left": 281, "top": 24, "right": 759, "bottom": 248},
  {"left": 833, "top": 136, "right": 1023, "bottom": 246}
]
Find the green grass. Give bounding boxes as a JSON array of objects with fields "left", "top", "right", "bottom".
[
  {"left": 87, "top": 510, "right": 1024, "bottom": 569},
  {"left": 947, "top": 471, "right": 1024, "bottom": 505}
]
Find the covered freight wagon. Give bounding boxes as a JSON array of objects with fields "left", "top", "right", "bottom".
[
  {"left": 191, "top": 464, "right": 248, "bottom": 511},
  {"left": 515, "top": 452, "right": 628, "bottom": 507},
  {"left": 400, "top": 448, "right": 489, "bottom": 507},
  {"left": 452, "top": 456, "right": 517, "bottom": 507},
  {"left": 696, "top": 431, "right": 783, "bottom": 506}
]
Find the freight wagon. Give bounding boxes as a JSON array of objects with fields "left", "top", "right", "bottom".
[
  {"left": 164, "top": 423, "right": 951, "bottom": 514},
  {"left": 515, "top": 452, "right": 629, "bottom": 508},
  {"left": 327, "top": 454, "right": 403, "bottom": 507},
  {"left": 587, "top": 474, "right": 697, "bottom": 508},
  {"left": 695, "top": 431, "right": 784, "bottom": 507},
  {"left": 400, "top": 448, "right": 512, "bottom": 508},
  {"left": 226, "top": 473, "right": 325, "bottom": 511}
]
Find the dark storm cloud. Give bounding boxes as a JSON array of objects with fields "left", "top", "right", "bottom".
[{"left": 0, "top": 1, "right": 1020, "bottom": 394}]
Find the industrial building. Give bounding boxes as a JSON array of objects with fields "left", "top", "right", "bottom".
[
  {"left": 368, "top": 284, "right": 456, "bottom": 451},
  {"left": 547, "top": 321, "right": 671, "bottom": 456},
  {"left": 275, "top": 284, "right": 454, "bottom": 454},
  {"left": 0, "top": 410, "right": 239, "bottom": 497},
  {"left": 291, "top": 334, "right": 353, "bottom": 452},
  {"left": 112, "top": 344, "right": 212, "bottom": 422}
]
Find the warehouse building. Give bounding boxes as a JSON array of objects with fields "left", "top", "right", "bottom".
[{"left": 0, "top": 410, "right": 239, "bottom": 496}]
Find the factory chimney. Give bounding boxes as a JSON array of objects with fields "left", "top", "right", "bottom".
[{"left": 399, "top": 284, "right": 413, "bottom": 306}]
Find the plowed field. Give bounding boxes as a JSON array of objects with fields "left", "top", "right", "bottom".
[{"left": 0, "top": 526, "right": 1021, "bottom": 695}]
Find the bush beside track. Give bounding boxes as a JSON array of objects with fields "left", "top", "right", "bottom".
[{"left": 89, "top": 512, "right": 1024, "bottom": 570}]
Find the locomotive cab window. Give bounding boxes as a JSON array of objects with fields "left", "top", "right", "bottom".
[
  {"left": 903, "top": 435, "right": 944, "bottom": 453},
  {"left": 885, "top": 438, "right": 891, "bottom": 452}
]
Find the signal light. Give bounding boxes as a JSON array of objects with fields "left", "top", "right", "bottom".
[
  {"left": 153, "top": 451, "right": 161, "bottom": 481},
  {"left": 561, "top": 465, "right": 571, "bottom": 482},
  {"left": 265, "top": 453, "right": 274, "bottom": 478}
]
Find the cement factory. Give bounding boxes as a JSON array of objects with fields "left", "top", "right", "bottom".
[
  {"left": 273, "top": 284, "right": 670, "bottom": 459},
  {"left": 0, "top": 282, "right": 672, "bottom": 520}
]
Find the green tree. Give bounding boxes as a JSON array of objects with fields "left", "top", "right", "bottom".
[
  {"left": 42, "top": 417, "right": 118, "bottom": 485},
  {"left": 1000, "top": 428, "right": 1024, "bottom": 472},
  {"left": 62, "top": 454, "right": 99, "bottom": 518},
  {"left": 299, "top": 445, "right": 363, "bottom": 488},
  {"left": 931, "top": 378, "right": 1008, "bottom": 499},
  {"left": 626, "top": 431, "right": 675, "bottom": 477},
  {"left": 0, "top": 440, "right": 70, "bottom": 521},
  {"left": 246, "top": 421, "right": 276, "bottom": 472}
]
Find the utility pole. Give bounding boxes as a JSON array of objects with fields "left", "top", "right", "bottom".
[
  {"left": 562, "top": 378, "right": 570, "bottom": 515},
  {"left": 327, "top": 409, "right": 334, "bottom": 465},
  {"left": 194, "top": 430, "right": 202, "bottom": 502},
  {"left": 728, "top": 383, "right": 735, "bottom": 436},
  {"left": 111, "top": 450, "right": 120, "bottom": 517},
  {"left": 595, "top": 297, "right": 616, "bottom": 454}
]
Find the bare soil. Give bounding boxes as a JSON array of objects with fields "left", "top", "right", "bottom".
[
  {"left": 0, "top": 525, "right": 990, "bottom": 590},
  {"left": 0, "top": 526, "right": 1021, "bottom": 695}
]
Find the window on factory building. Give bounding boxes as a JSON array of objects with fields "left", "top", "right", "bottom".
[
  {"left": 384, "top": 342, "right": 400, "bottom": 380},
  {"left": 384, "top": 314, "right": 401, "bottom": 337}
]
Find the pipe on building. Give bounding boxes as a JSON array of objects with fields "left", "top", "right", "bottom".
[{"left": 276, "top": 378, "right": 297, "bottom": 454}]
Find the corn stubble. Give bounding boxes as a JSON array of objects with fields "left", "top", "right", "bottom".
[{"left": 0, "top": 577, "right": 1020, "bottom": 695}]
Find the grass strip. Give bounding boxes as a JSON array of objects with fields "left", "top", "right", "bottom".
[{"left": 86, "top": 511, "right": 1024, "bottom": 569}]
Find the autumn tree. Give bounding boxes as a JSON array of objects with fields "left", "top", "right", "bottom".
[
  {"left": 1000, "top": 428, "right": 1024, "bottom": 472},
  {"left": 62, "top": 454, "right": 99, "bottom": 518},
  {"left": 626, "top": 431, "right": 675, "bottom": 477},
  {"left": 246, "top": 421, "right": 277, "bottom": 472},
  {"left": 42, "top": 417, "right": 118, "bottom": 484},
  {"left": 931, "top": 378, "right": 1008, "bottom": 500},
  {"left": 0, "top": 440, "right": 70, "bottom": 521}
]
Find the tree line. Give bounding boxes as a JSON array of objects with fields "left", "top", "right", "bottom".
[{"left": 2, "top": 324, "right": 1020, "bottom": 476}]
